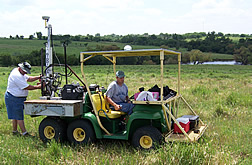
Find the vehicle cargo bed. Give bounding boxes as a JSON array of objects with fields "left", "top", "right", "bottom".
[{"left": 24, "top": 100, "right": 83, "bottom": 117}]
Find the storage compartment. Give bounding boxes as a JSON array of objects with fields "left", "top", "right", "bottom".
[
  {"left": 24, "top": 100, "right": 83, "bottom": 117},
  {"left": 174, "top": 118, "right": 190, "bottom": 133},
  {"left": 181, "top": 115, "right": 199, "bottom": 130}
]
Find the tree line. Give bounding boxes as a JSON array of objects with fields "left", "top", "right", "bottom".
[{"left": 2, "top": 31, "right": 252, "bottom": 66}]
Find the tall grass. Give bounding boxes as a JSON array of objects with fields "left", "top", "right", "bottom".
[{"left": 0, "top": 64, "right": 251, "bottom": 164}]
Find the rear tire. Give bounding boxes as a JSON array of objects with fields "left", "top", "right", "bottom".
[
  {"left": 39, "top": 117, "right": 67, "bottom": 143},
  {"left": 132, "top": 126, "right": 163, "bottom": 149},
  {"left": 67, "top": 119, "right": 95, "bottom": 145}
]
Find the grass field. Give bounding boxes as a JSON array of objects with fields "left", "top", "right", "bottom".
[
  {"left": 0, "top": 64, "right": 251, "bottom": 164},
  {"left": 0, "top": 38, "right": 233, "bottom": 61},
  {"left": 0, "top": 38, "right": 160, "bottom": 56}
]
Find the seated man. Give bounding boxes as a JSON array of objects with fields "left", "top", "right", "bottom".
[{"left": 105, "top": 71, "right": 134, "bottom": 115}]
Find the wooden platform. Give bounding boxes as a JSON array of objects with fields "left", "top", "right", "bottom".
[{"left": 165, "top": 125, "right": 207, "bottom": 142}]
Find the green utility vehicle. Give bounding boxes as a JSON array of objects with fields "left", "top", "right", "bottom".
[{"left": 24, "top": 49, "right": 207, "bottom": 149}]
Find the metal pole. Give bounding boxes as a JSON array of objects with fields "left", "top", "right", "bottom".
[
  {"left": 51, "top": 28, "right": 54, "bottom": 75},
  {"left": 113, "top": 56, "right": 116, "bottom": 76},
  {"left": 45, "top": 24, "right": 53, "bottom": 76},
  {"left": 178, "top": 53, "right": 181, "bottom": 95},
  {"left": 41, "top": 48, "right": 44, "bottom": 96},
  {"left": 41, "top": 48, "right": 44, "bottom": 76},
  {"left": 63, "top": 42, "right": 67, "bottom": 84},
  {"left": 160, "top": 50, "right": 164, "bottom": 102}
]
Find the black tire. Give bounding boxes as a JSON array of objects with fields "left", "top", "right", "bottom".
[
  {"left": 131, "top": 126, "right": 163, "bottom": 149},
  {"left": 39, "top": 117, "right": 67, "bottom": 143},
  {"left": 67, "top": 119, "right": 95, "bottom": 145}
]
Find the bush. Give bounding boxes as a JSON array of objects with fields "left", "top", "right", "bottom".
[
  {"left": 142, "top": 60, "right": 155, "bottom": 65},
  {"left": 0, "top": 54, "right": 12, "bottom": 67}
]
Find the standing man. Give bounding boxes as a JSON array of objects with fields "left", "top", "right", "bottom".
[
  {"left": 105, "top": 71, "right": 134, "bottom": 115},
  {"left": 5, "top": 62, "right": 41, "bottom": 136}
]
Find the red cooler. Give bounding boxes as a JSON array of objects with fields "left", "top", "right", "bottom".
[{"left": 174, "top": 117, "right": 190, "bottom": 133}]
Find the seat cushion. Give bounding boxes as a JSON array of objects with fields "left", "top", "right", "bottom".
[{"left": 91, "top": 93, "right": 126, "bottom": 119}]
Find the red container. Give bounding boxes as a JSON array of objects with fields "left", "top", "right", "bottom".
[{"left": 174, "top": 121, "right": 190, "bottom": 133}]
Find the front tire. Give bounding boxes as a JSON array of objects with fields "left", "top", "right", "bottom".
[
  {"left": 39, "top": 117, "right": 67, "bottom": 143},
  {"left": 132, "top": 126, "right": 163, "bottom": 149},
  {"left": 67, "top": 119, "right": 95, "bottom": 145}
]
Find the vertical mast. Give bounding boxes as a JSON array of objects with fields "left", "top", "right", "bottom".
[{"left": 42, "top": 16, "right": 53, "bottom": 76}]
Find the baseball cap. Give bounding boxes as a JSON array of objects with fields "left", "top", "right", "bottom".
[
  {"left": 18, "top": 62, "right": 31, "bottom": 74},
  {"left": 116, "top": 71, "right": 125, "bottom": 78}
]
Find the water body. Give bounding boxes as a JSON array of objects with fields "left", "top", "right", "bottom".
[{"left": 187, "top": 60, "right": 241, "bottom": 65}]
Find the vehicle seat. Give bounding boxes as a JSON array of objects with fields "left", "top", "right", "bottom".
[{"left": 91, "top": 92, "right": 126, "bottom": 119}]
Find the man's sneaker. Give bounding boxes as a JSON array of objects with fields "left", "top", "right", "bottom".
[
  {"left": 22, "top": 132, "right": 34, "bottom": 138},
  {"left": 12, "top": 131, "right": 20, "bottom": 136}
]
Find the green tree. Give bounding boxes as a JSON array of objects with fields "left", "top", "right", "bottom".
[
  {"left": 234, "top": 46, "right": 252, "bottom": 65},
  {"left": 72, "top": 35, "right": 81, "bottom": 41},
  {"left": 240, "top": 34, "right": 246, "bottom": 37},
  {"left": 29, "top": 35, "right": 34, "bottom": 40},
  {"left": 60, "top": 35, "right": 72, "bottom": 46},
  {"left": 248, "top": 45, "right": 252, "bottom": 64},
  {"left": 187, "top": 49, "right": 211, "bottom": 64},
  {"left": 36, "top": 32, "right": 42, "bottom": 40},
  {"left": 95, "top": 33, "right": 100, "bottom": 37},
  {"left": 182, "top": 53, "right": 191, "bottom": 63},
  {"left": 217, "top": 32, "right": 224, "bottom": 37},
  {"left": 0, "top": 54, "right": 12, "bottom": 66}
]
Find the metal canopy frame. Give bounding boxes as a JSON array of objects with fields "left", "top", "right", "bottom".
[{"left": 79, "top": 49, "right": 207, "bottom": 141}]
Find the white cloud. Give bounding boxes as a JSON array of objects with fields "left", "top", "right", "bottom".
[
  {"left": 0, "top": 0, "right": 251, "bottom": 37},
  {"left": 164, "top": 0, "right": 252, "bottom": 34}
]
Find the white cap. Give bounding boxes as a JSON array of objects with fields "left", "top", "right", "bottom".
[{"left": 176, "top": 117, "right": 189, "bottom": 124}]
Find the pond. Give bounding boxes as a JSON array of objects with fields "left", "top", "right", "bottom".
[{"left": 186, "top": 60, "right": 241, "bottom": 65}]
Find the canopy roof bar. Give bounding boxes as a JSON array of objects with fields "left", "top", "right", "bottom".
[
  {"left": 80, "top": 49, "right": 180, "bottom": 57},
  {"left": 80, "top": 49, "right": 182, "bottom": 100}
]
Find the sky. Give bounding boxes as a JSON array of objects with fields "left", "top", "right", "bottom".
[{"left": 0, "top": 0, "right": 251, "bottom": 38}]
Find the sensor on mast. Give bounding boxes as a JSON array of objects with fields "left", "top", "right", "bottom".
[{"left": 42, "top": 16, "right": 50, "bottom": 28}]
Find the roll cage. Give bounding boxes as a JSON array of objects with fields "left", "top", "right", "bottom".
[{"left": 80, "top": 49, "right": 207, "bottom": 142}]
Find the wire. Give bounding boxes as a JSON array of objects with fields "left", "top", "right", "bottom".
[{"left": 52, "top": 44, "right": 65, "bottom": 74}]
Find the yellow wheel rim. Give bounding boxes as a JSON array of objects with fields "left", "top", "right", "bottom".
[
  {"left": 44, "top": 126, "right": 55, "bottom": 139},
  {"left": 139, "top": 135, "right": 153, "bottom": 149},
  {"left": 73, "top": 128, "right": 86, "bottom": 142}
]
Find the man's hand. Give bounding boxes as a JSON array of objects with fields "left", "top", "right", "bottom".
[
  {"left": 24, "top": 84, "right": 41, "bottom": 90},
  {"left": 27, "top": 75, "right": 42, "bottom": 82},
  {"left": 106, "top": 96, "right": 122, "bottom": 110},
  {"left": 114, "top": 104, "right": 121, "bottom": 110}
]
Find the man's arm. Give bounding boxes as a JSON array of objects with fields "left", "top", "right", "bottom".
[
  {"left": 106, "top": 96, "right": 121, "bottom": 110},
  {"left": 27, "top": 75, "right": 41, "bottom": 82},
  {"left": 23, "top": 84, "right": 41, "bottom": 90}
]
